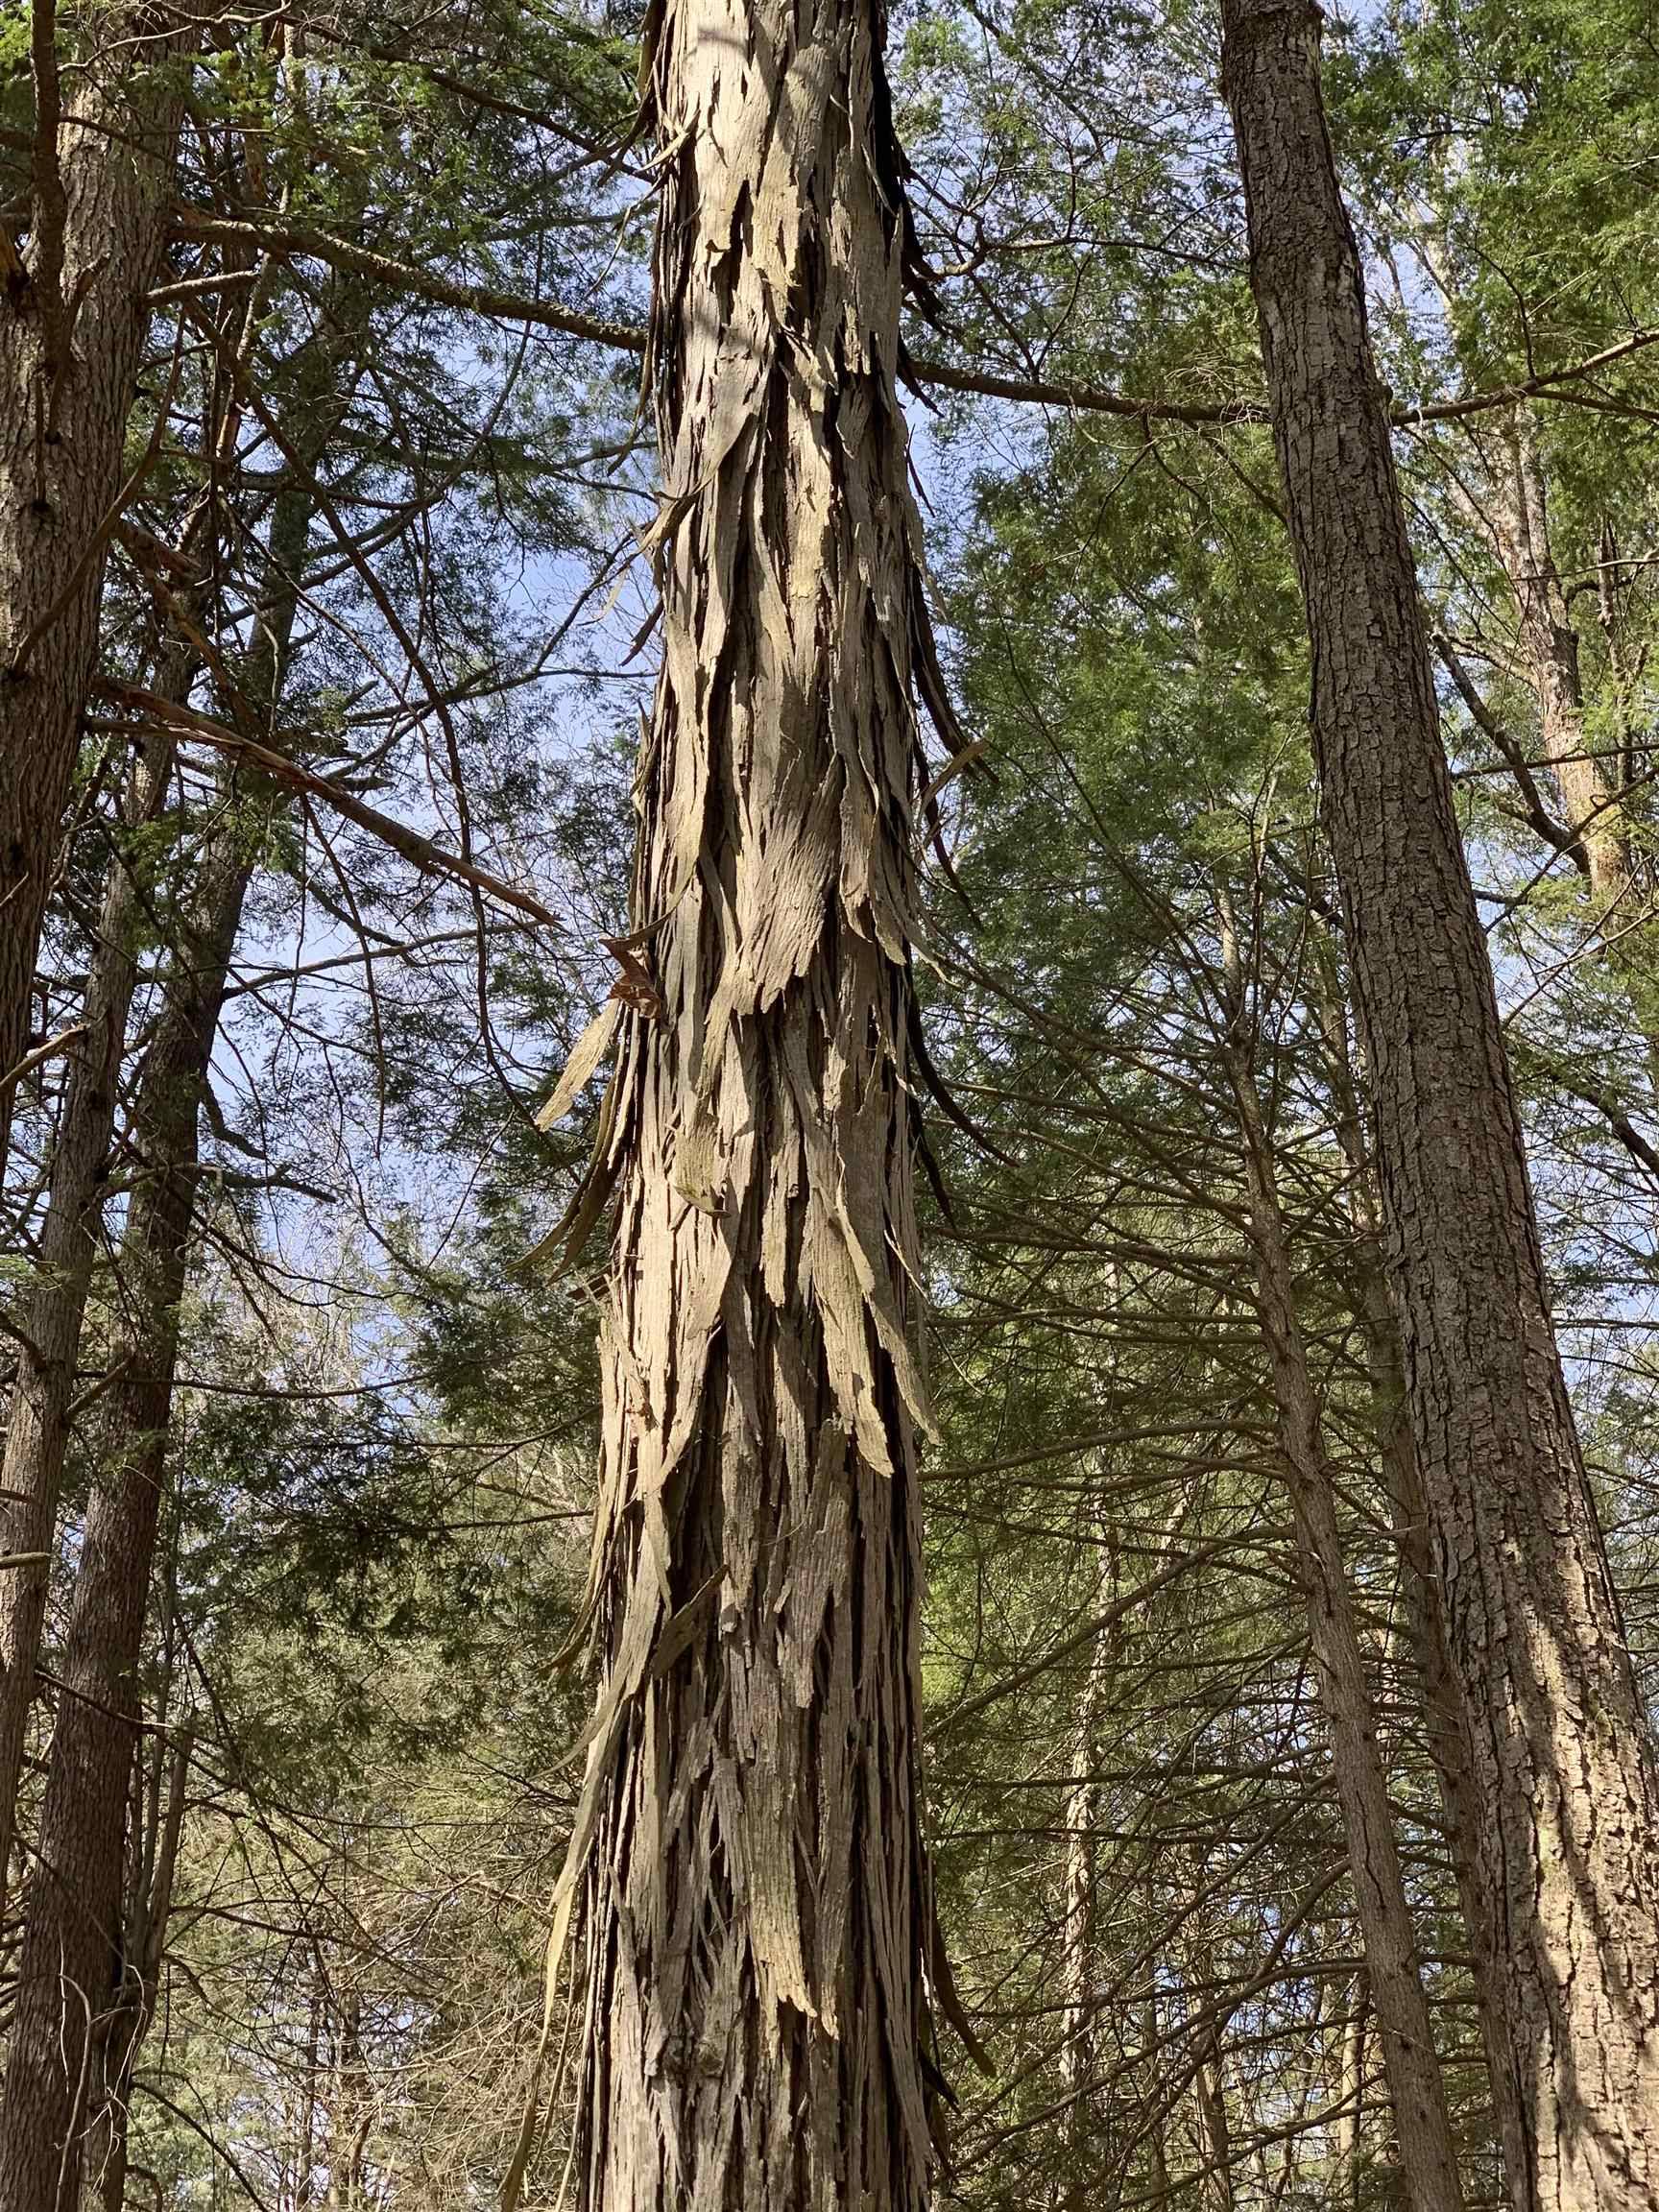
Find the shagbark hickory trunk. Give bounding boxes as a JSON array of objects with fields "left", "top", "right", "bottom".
[
  {"left": 1221, "top": 9, "right": 1659, "bottom": 2207},
  {"left": 0, "top": 7, "right": 193, "bottom": 1170},
  {"left": 0, "top": 823, "right": 249, "bottom": 2212},
  {"left": 558, "top": 0, "right": 945, "bottom": 2201}
]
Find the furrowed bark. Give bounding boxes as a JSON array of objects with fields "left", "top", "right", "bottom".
[
  {"left": 0, "top": 4, "right": 196, "bottom": 1173},
  {"left": 0, "top": 721, "right": 177, "bottom": 1919},
  {"left": 557, "top": 0, "right": 943, "bottom": 2200},
  {"left": 0, "top": 820, "right": 249, "bottom": 2212},
  {"left": 1219, "top": 971, "right": 1464, "bottom": 2212},
  {"left": 1220, "top": 10, "right": 1659, "bottom": 2207},
  {"left": 1313, "top": 939, "right": 1524, "bottom": 2194}
]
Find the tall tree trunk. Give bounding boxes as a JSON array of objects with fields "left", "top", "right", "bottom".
[
  {"left": 1220, "top": 11, "right": 1659, "bottom": 2208},
  {"left": 557, "top": 0, "right": 945, "bottom": 2200},
  {"left": 1060, "top": 1529, "right": 1116, "bottom": 2154},
  {"left": 1219, "top": 973, "right": 1464, "bottom": 2212},
  {"left": 1495, "top": 418, "right": 1627, "bottom": 902},
  {"left": 0, "top": 822, "right": 249, "bottom": 2212},
  {"left": 0, "top": 4, "right": 194, "bottom": 1170},
  {"left": 89, "top": 1719, "right": 190, "bottom": 2212},
  {"left": 1333, "top": 1973, "right": 1369, "bottom": 2209},
  {"left": 1193, "top": 2026, "right": 1235, "bottom": 2212},
  {"left": 1142, "top": 1996, "right": 1171, "bottom": 2211},
  {"left": 0, "top": 428, "right": 311, "bottom": 1921},
  {"left": 1313, "top": 941, "right": 1524, "bottom": 2197},
  {"left": 0, "top": 715, "right": 178, "bottom": 1918}
]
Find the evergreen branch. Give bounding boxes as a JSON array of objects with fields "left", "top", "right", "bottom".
[{"left": 91, "top": 685, "right": 568, "bottom": 934}]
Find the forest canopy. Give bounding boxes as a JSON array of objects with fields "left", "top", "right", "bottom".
[{"left": 1, "top": 0, "right": 1657, "bottom": 2205}]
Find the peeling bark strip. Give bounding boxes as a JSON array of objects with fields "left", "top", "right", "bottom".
[
  {"left": 557, "top": 0, "right": 941, "bottom": 2203},
  {"left": 1220, "top": 9, "right": 1659, "bottom": 2210},
  {"left": 0, "top": 3, "right": 196, "bottom": 1174}
]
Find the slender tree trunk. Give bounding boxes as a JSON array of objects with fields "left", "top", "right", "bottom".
[
  {"left": 1141, "top": 1995, "right": 1170, "bottom": 2211},
  {"left": 1061, "top": 1529, "right": 1118, "bottom": 2211},
  {"left": 1193, "top": 2026, "right": 1235, "bottom": 2212},
  {"left": 1496, "top": 419, "right": 1626, "bottom": 900},
  {"left": 1220, "top": 12, "right": 1659, "bottom": 2207},
  {"left": 1219, "top": 991, "right": 1464, "bottom": 2212},
  {"left": 0, "top": 430, "right": 309, "bottom": 1913},
  {"left": 0, "top": 718, "right": 178, "bottom": 1916},
  {"left": 1491, "top": 422, "right": 1659, "bottom": 1099},
  {"left": 559, "top": 0, "right": 944, "bottom": 2200},
  {"left": 1334, "top": 1974, "right": 1369, "bottom": 2209},
  {"left": 89, "top": 1722, "right": 190, "bottom": 2212},
  {"left": 294, "top": 1986, "right": 323, "bottom": 2212},
  {"left": 1313, "top": 943, "right": 1525, "bottom": 2198},
  {"left": 0, "top": 824, "right": 249, "bottom": 2212},
  {"left": 0, "top": 4, "right": 194, "bottom": 1170}
]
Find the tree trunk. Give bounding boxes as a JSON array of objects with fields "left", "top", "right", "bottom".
[
  {"left": 1313, "top": 941, "right": 1524, "bottom": 2198},
  {"left": 1333, "top": 1973, "right": 1368, "bottom": 2208},
  {"left": 1220, "top": 11, "right": 1659, "bottom": 2207},
  {"left": 1193, "top": 2026, "right": 1235, "bottom": 2212},
  {"left": 1141, "top": 1995, "right": 1170, "bottom": 2211},
  {"left": 1220, "top": 992, "right": 1464, "bottom": 2212},
  {"left": 0, "top": 6, "right": 193, "bottom": 1170},
  {"left": 559, "top": 0, "right": 943, "bottom": 2200},
  {"left": 0, "top": 825, "right": 249, "bottom": 2212},
  {"left": 1494, "top": 418, "right": 1627, "bottom": 901},
  {"left": 1060, "top": 1533, "right": 1116, "bottom": 2125},
  {"left": 0, "top": 430, "right": 313, "bottom": 1923},
  {"left": 0, "top": 718, "right": 178, "bottom": 1918},
  {"left": 88, "top": 1720, "right": 190, "bottom": 2212}
]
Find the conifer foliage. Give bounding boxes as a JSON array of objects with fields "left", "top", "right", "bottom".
[{"left": 2, "top": 0, "right": 1659, "bottom": 2206}]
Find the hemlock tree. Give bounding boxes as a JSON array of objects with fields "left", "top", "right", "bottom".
[
  {"left": 1220, "top": 4, "right": 1659, "bottom": 2205},
  {"left": 545, "top": 0, "right": 952, "bottom": 2201}
]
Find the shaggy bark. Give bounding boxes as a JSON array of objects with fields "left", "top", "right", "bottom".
[
  {"left": 0, "top": 4, "right": 194, "bottom": 1171},
  {"left": 1221, "top": 8, "right": 1659, "bottom": 2206},
  {"left": 0, "top": 822, "right": 249, "bottom": 2212},
  {"left": 553, "top": 0, "right": 949, "bottom": 2201},
  {"left": 1220, "top": 985, "right": 1464, "bottom": 2212}
]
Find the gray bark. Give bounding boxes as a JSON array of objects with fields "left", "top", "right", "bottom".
[
  {"left": 555, "top": 0, "right": 946, "bottom": 2200},
  {"left": 1220, "top": 9, "right": 1659, "bottom": 2206}
]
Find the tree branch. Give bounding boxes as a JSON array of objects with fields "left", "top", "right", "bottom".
[{"left": 91, "top": 685, "right": 568, "bottom": 933}]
